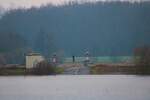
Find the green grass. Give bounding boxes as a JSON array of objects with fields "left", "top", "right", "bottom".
[
  {"left": 0, "top": 68, "right": 26, "bottom": 75},
  {"left": 0, "top": 66, "right": 64, "bottom": 76},
  {"left": 55, "top": 67, "right": 64, "bottom": 74},
  {"left": 90, "top": 66, "right": 104, "bottom": 74}
]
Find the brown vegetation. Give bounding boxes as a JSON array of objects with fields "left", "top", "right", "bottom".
[
  {"left": 91, "top": 46, "right": 150, "bottom": 75},
  {"left": 134, "top": 46, "right": 150, "bottom": 74},
  {"left": 91, "top": 64, "right": 136, "bottom": 74}
]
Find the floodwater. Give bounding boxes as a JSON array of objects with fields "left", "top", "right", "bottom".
[{"left": 0, "top": 75, "right": 150, "bottom": 100}]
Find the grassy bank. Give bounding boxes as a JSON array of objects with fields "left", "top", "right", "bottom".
[
  {"left": 1, "top": 64, "right": 150, "bottom": 75},
  {"left": 90, "top": 64, "right": 150, "bottom": 75},
  {"left": 55, "top": 67, "right": 64, "bottom": 74},
  {"left": 0, "top": 68, "right": 26, "bottom": 76},
  {"left": 0, "top": 67, "right": 64, "bottom": 76}
]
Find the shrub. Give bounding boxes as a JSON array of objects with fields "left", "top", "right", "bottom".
[{"left": 30, "top": 61, "right": 55, "bottom": 75}]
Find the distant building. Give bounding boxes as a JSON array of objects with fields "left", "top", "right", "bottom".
[
  {"left": 26, "top": 53, "right": 44, "bottom": 69},
  {"left": 51, "top": 53, "right": 57, "bottom": 63},
  {"left": 85, "top": 51, "right": 90, "bottom": 62},
  {"left": 49, "top": 53, "right": 58, "bottom": 67}
]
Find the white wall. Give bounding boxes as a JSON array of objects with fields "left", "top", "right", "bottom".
[{"left": 26, "top": 55, "right": 44, "bottom": 69}]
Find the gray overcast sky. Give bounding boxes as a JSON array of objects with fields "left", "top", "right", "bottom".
[{"left": 0, "top": 0, "right": 148, "bottom": 9}]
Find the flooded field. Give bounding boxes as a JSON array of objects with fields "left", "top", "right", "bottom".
[{"left": 0, "top": 75, "right": 150, "bottom": 100}]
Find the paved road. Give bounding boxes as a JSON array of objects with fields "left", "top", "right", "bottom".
[{"left": 61, "top": 63, "right": 90, "bottom": 75}]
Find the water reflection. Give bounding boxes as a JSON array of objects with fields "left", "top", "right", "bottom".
[{"left": 0, "top": 75, "right": 150, "bottom": 100}]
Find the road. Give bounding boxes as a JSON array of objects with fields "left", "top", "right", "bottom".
[{"left": 59, "top": 63, "right": 90, "bottom": 75}]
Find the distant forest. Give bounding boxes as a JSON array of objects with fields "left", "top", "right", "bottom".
[{"left": 0, "top": 2, "right": 150, "bottom": 64}]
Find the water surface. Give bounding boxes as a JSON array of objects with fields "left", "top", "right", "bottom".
[{"left": 0, "top": 75, "right": 150, "bottom": 100}]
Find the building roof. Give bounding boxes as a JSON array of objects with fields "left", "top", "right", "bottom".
[{"left": 26, "top": 53, "right": 41, "bottom": 56}]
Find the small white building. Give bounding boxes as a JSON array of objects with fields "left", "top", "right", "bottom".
[{"left": 26, "top": 53, "right": 45, "bottom": 69}]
